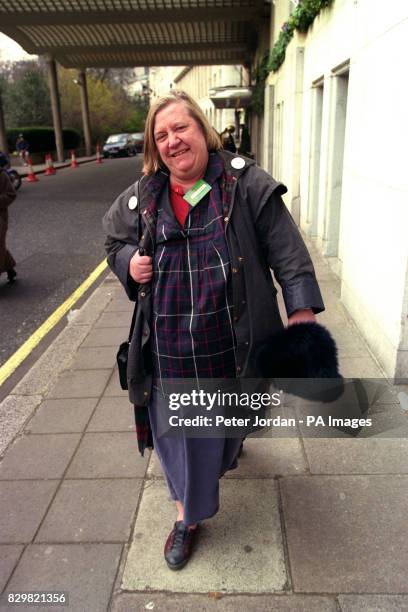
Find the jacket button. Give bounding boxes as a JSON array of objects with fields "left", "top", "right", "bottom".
[
  {"left": 245, "top": 341, "right": 249, "bottom": 346},
  {"left": 232, "top": 268, "right": 238, "bottom": 274},
  {"left": 140, "top": 291, "right": 146, "bottom": 297},
  {"left": 224, "top": 216, "right": 229, "bottom": 222},
  {"left": 241, "top": 299, "right": 246, "bottom": 305},
  {"left": 238, "top": 256, "right": 244, "bottom": 262},
  {"left": 144, "top": 391, "right": 148, "bottom": 396},
  {"left": 236, "top": 366, "right": 242, "bottom": 373}
]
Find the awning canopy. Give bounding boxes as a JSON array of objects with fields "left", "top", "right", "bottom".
[
  {"left": 0, "top": 1, "right": 270, "bottom": 68},
  {"left": 209, "top": 85, "right": 252, "bottom": 108}
]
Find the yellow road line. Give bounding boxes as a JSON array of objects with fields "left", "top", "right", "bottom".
[{"left": 0, "top": 258, "right": 108, "bottom": 387}]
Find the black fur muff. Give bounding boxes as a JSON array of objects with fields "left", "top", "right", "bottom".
[{"left": 255, "top": 322, "right": 341, "bottom": 379}]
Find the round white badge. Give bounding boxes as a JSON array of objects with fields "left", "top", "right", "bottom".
[
  {"left": 231, "top": 157, "right": 245, "bottom": 170},
  {"left": 128, "top": 195, "right": 138, "bottom": 210}
]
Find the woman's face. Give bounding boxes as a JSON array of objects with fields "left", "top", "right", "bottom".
[{"left": 153, "top": 101, "right": 209, "bottom": 183}]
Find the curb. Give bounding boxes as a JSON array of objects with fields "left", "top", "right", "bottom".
[
  {"left": 17, "top": 156, "right": 98, "bottom": 178},
  {"left": 0, "top": 272, "right": 119, "bottom": 457}
]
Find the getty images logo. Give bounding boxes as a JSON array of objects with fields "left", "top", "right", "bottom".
[{"left": 398, "top": 392, "right": 408, "bottom": 412}]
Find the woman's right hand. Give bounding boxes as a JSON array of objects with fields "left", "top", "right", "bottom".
[{"left": 129, "top": 250, "right": 153, "bottom": 284}]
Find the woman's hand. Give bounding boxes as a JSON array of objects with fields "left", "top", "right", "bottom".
[
  {"left": 129, "top": 250, "right": 153, "bottom": 284},
  {"left": 287, "top": 308, "right": 316, "bottom": 326}
]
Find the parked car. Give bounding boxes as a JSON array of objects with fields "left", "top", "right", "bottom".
[
  {"left": 102, "top": 133, "right": 136, "bottom": 158},
  {"left": 131, "top": 132, "right": 145, "bottom": 153}
]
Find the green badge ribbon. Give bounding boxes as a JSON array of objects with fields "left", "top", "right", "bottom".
[{"left": 183, "top": 179, "right": 212, "bottom": 207}]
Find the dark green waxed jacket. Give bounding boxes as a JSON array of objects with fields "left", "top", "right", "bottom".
[{"left": 103, "top": 150, "right": 324, "bottom": 405}]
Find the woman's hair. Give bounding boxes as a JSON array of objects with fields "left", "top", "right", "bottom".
[{"left": 143, "top": 89, "right": 222, "bottom": 175}]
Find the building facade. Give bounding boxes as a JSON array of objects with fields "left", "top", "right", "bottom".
[
  {"left": 148, "top": 65, "right": 252, "bottom": 148},
  {"left": 265, "top": 0, "right": 408, "bottom": 378}
]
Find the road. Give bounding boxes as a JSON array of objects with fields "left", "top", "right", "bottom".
[{"left": 0, "top": 156, "right": 142, "bottom": 368}]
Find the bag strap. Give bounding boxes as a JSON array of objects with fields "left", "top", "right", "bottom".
[{"left": 127, "top": 176, "right": 143, "bottom": 344}]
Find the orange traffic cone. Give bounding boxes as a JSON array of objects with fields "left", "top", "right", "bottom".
[
  {"left": 44, "top": 153, "right": 56, "bottom": 176},
  {"left": 26, "top": 158, "right": 39, "bottom": 182},
  {"left": 96, "top": 145, "right": 103, "bottom": 164},
  {"left": 70, "top": 150, "right": 79, "bottom": 169}
]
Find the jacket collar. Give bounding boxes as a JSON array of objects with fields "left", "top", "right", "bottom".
[
  {"left": 216, "top": 149, "right": 256, "bottom": 181},
  {"left": 138, "top": 149, "right": 256, "bottom": 212}
]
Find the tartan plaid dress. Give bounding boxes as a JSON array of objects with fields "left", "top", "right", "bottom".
[
  {"left": 152, "top": 152, "right": 237, "bottom": 382},
  {"left": 148, "top": 152, "right": 242, "bottom": 524}
]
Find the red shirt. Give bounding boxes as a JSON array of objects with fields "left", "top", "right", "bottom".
[{"left": 169, "top": 183, "right": 190, "bottom": 227}]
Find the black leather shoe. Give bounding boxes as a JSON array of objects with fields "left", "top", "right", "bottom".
[{"left": 164, "top": 521, "right": 199, "bottom": 570}]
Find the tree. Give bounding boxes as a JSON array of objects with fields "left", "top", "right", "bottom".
[
  {"left": 59, "top": 67, "right": 148, "bottom": 144},
  {"left": 1, "top": 59, "right": 148, "bottom": 145},
  {"left": 122, "top": 95, "right": 149, "bottom": 132},
  {"left": 3, "top": 61, "right": 52, "bottom": 126}
]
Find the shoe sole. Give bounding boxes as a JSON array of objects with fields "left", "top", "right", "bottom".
[{"left": 165, "top": 558, "right": 189, "bottom": 571}]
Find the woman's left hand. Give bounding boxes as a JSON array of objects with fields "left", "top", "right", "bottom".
[{"left": 287, "top": 308, "right": 316, "bottom": 326}]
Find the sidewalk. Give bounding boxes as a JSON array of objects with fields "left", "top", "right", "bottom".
[{"left": 1, "top": 240, "right": 408, "bottom": 612}]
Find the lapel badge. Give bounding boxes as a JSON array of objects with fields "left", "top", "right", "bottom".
[
  {"left": 128, "top": 195, "right": 138, "bottom": 210},
  {"left": 231, "top": 157, "right": 245, "bottom": 170}
]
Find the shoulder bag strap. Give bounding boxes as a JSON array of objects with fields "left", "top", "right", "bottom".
[{"left": 126, "top": 177, "right": 142, "bottom": 343}]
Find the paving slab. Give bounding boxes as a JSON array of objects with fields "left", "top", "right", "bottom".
[
  {"left": 66, "top": 286, "right": 113, "bottom": 326},
  {"left": 11, "top": 325, "right": 92, "bottom": 397},
  {"left": 47, "top": 369, "right": 112, "bottom": 399},
  {"left": 0, "top": 481, "right": 59, "bottom": 543},
  {"left": 338, "top": 594, "right": 408, "bottom": 611},
  {"left": 0, "top": 544, "right": 121, "bottom": 612},
  {"left": 225, "top": 438, "right": 307, "bottom": 477},
  {"left": 105, "top": 298, "right": 134, "bottom": 312},
  {"left": 331, "top": 330, "right": 374, "bottom": 352},
  {"left": 338, "top": 357, "right": 385, "bottom": 379},
  {"left": 24, "top": 398, "right": 98, "bottom": 434},
  {"left": 0, "top": 434, "right": 81, "bottom": 480},
  {"left": 122, "top": 479, "right": 287, "bottom": 593},
  {"left": 66, "top": 433, "right": 148, "bottom": 478},
  {"left": 0, "top": 545, "right": 23, "bottom": 591},
  {"left": 280, "top": 475, "right": 408, "bottom": 593},
  {"left": 304, "top": 437, "right": 408, "bottom": 474},
  {"left": 86, "top": 396, "right": 135, "bottom": 432},
  {"left": 36, "top": 479, "right": 142, "bottom": 543},
  {"left": 69, "top": 346, "right": 117, "bottom": 370},
  {"left": 103, "top": 368, "right": 129, "bottom": 397},
  {"left": 112, "top": 593, "right": 338, "bottom": 611},
  {"left": 94, "top": 311, "right": 132, "bottom": 328},
  {"left": 81, "top": 326, "right": 129, "bottom": 348},
  {"left": 0, "top": 395, "right": 42, "bottom": 456}
]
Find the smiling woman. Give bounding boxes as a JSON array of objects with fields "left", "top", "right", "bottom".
[
  {"left": 103, "top": 89, "right": 324, "bottom": 572},
  {"left": 151, "top": 102, "right": 210, "bottom": 189}
]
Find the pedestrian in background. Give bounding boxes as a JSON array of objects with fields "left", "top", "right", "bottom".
[
  {"left": 15, "top": 134, "right": 29, "bottom": 166},
  {"left": 220, "top": 124, "right": 237, "bottom": 153},
  {"left": 103, "top": 90, "right": 324, "bottom": 571},
  {"left": 0, "top": 168, "right": 17, "bottom": 283}
]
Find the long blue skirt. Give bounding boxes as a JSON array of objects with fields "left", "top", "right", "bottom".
[{"left": 148, "top": 385, "right": 243, "bottom": 525}]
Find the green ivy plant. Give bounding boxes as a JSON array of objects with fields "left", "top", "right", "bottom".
[{"left": 252, "top": 0, "right": 334, "bottom": 115}]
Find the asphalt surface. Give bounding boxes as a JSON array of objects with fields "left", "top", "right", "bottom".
[{"left": 0, "top": 156, "right": 142, "bottom": 368}]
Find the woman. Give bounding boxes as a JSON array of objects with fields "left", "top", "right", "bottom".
[
  {"left": 103, "top": 90, "right": 324, "bottom": 570},
  {"left": 0, "top": 166, "right": 17, "bottom": 283}
]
